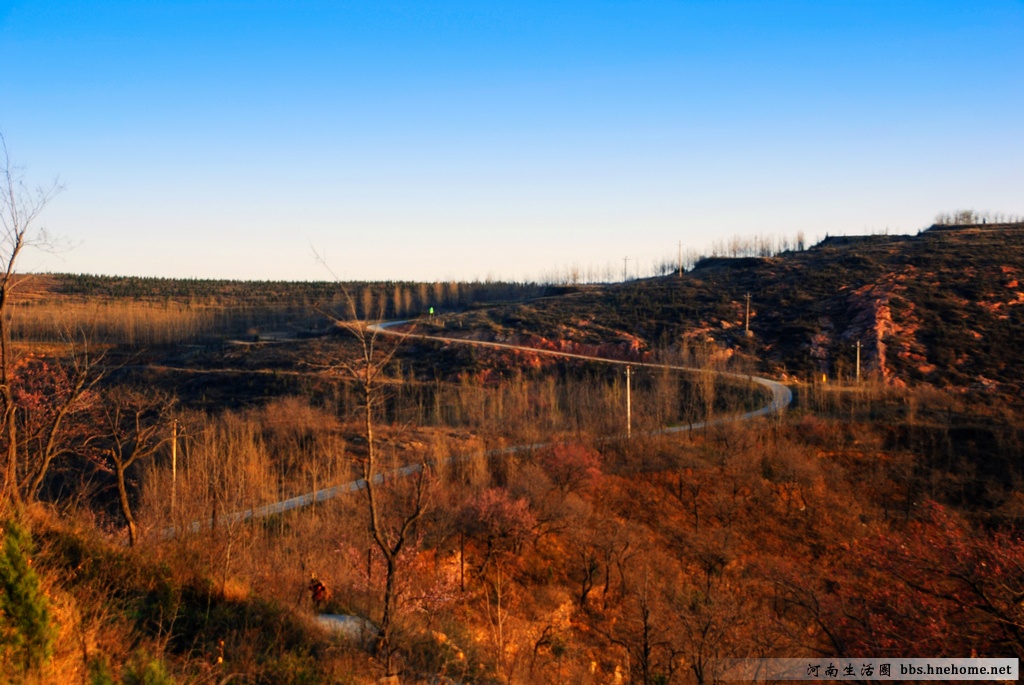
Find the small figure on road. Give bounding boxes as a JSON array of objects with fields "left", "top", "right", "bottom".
[{"left": 309, "top": 573, "right": 329, "bottom": 608}]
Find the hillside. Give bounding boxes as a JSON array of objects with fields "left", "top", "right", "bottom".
[
  {"left": 20, "top": 224, "right": 1024, "bottom": 405},
  {"left": 437, "top": 223, "right": 1024, "bottom": 404}
]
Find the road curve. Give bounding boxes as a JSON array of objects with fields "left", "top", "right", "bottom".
[
  {"left": 368, "top": 319, "right": 793, "bottom": 424},
  {"left": 161, "top": 319, "right": 791, "bottom": 539}
]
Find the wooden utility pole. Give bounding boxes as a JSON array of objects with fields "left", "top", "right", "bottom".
[
  {"left": 626, "top": 365, "right": 632, "bottom": 439},
  {"left": 856, "top": 340, "right": 861, "bottom": 383},
  {"left": 171, "top": 419, "right": 177, "bottom": 515},
  {"left": 623, "top": 256, "right": 630, "bottom": 282},
  {"left": 744, "top": 293, "right": 751, "bottom": 335},
  {"left": 678, "top": 241, "right": 683, "bottom": 276}
]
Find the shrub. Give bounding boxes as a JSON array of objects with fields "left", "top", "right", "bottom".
[
  {"left": 122, "top": 651, "right": 176, "bottom": 685},
  {"left": 0, "top": 518, "right": 55, "bottom": 676},
  {"left": 537, "top": 442, "right": 602, "bottom": 495},
  {"left": 88, "top": 656, "right": 117, "bottom": 685}
]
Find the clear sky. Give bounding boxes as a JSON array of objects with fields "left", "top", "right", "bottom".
[{"left": 2, "top": 1, "right": 1022, "bottom": 282}]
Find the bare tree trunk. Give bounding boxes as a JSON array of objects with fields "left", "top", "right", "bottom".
[
  {"left": 0, "top": 280, "right": 19, "bottom": 507},
  {"left": 2, "top": 393, "right": 18, "bottom": 508},
  {"left": 379, "top": 555, "right": 398, "bottom": 672},
  {"left": 116, "top": 463, "right": 138, "bottom": 547}
]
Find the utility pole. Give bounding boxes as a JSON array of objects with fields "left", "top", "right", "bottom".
[
  {"left": 744, "top": 293, "right": 751, "bottom": 336},
  {"left": 623, "top": 256, "right": 630, "bottom": 282},
  {"left": 678, "top": 241, "right": 683, "bottom": 276},
  {"left": 626, "top": 365, "right": 632, "bottom": 439},
  {"left": 856, "top": 340, "right": 861, "bottom": 383},
  {"left": 171, "top": 419, "right": 177, "bottom": 516}
]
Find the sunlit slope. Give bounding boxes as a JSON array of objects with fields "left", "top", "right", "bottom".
[{"left": 446, "top": 224, "right": 1024, "bottom": 402}]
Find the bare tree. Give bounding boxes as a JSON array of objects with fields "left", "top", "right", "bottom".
[
  {"left": 91, "top": 387, "right": 175, "bottom": 546},
  {"left": 0, "top": 133, "right": 64, "bottom": 508},
  {"left": 600, "top": 564, "right": 681, "bottom": 685},
  {"left": 315, "top": 270, "right": 426, "bottom": 676},
  {"left": 21, "top": 340, "right": 106, "bottom": 501}
]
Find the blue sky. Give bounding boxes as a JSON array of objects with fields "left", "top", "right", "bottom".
[{"left": 2, "top": 1, "right": 1022, "bottom": 281}]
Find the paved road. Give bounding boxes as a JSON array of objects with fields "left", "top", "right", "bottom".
[
  {"left": 368, "top": 319, "right": 792, "bottom": 422},
  {"left": 161, "top": 319, "right": 791, "bottom": 539}
]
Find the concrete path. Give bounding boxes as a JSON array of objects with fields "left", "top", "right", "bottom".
[{"left": 161, "top": 319, "right": 791, "bottom": 539}]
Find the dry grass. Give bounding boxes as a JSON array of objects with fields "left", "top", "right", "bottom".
[
  {"left": 9, "top": 299, "right": 327, "bottom": 346},
  {"left": 10, "top": 300, "right": 218, "bottom": 345}
]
